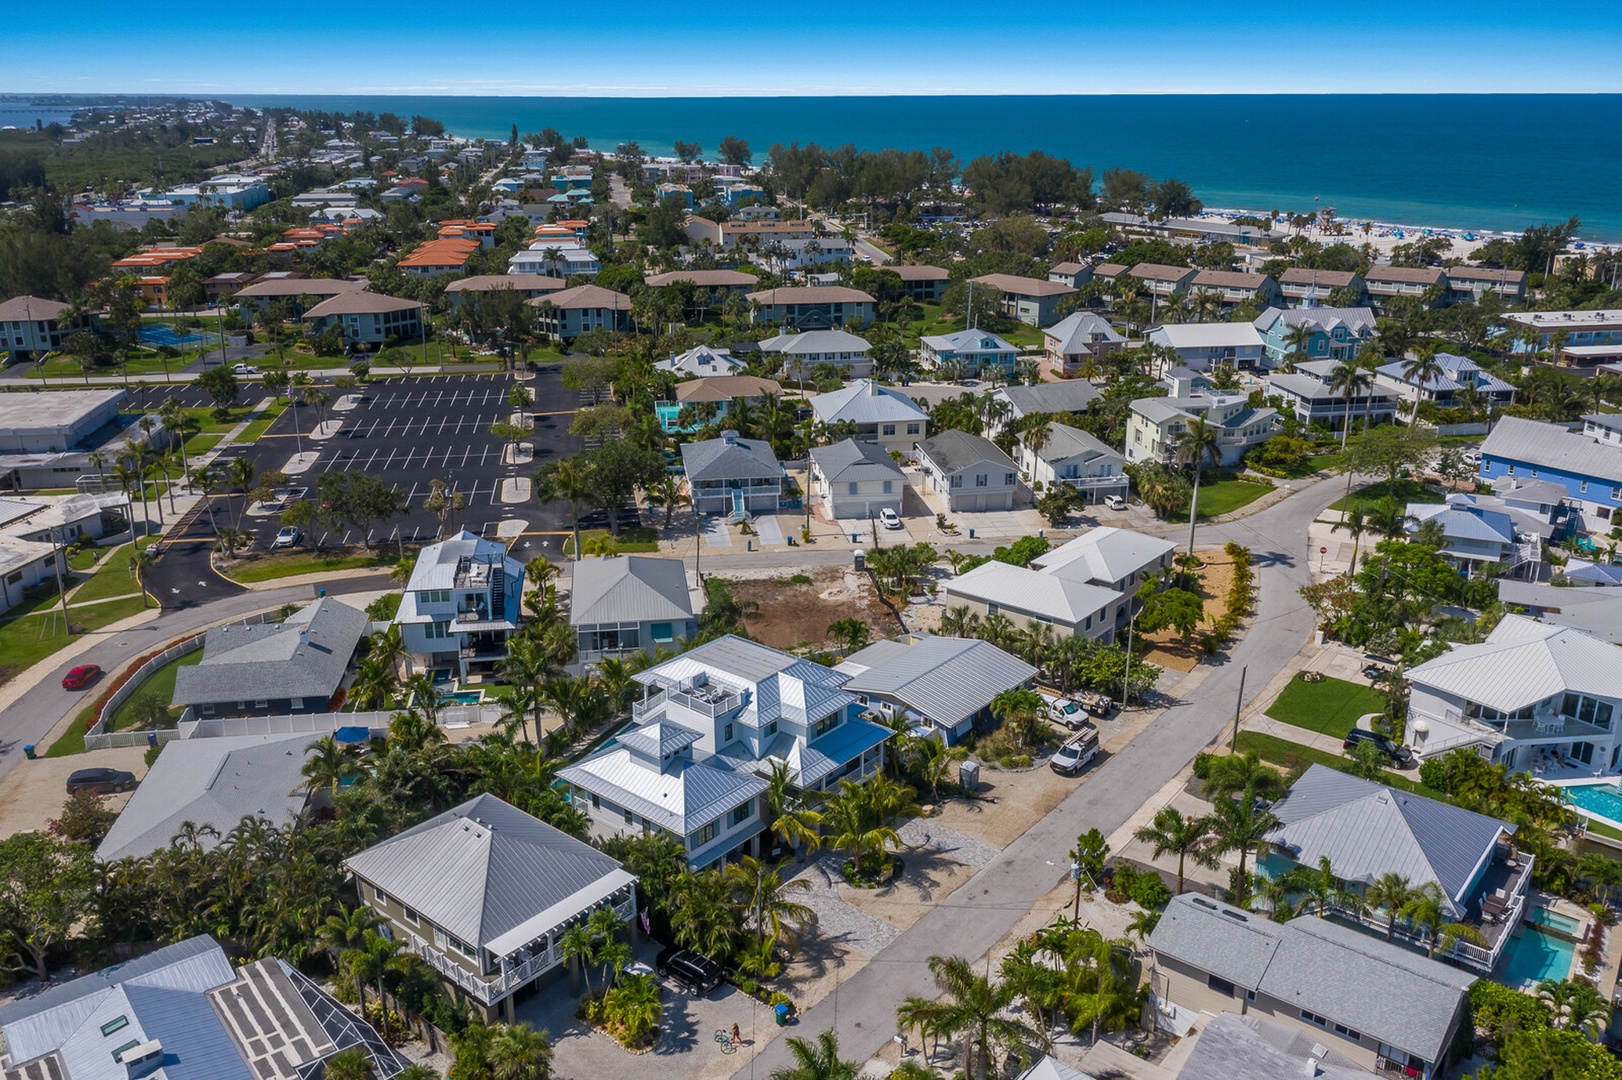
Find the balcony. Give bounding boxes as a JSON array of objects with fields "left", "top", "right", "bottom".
[{"left": 632, "top": 684, "right": 743, "bottom": 720}]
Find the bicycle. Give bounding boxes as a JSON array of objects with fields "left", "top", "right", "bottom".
[{"left": 715, "top": 1030, "right": 738, "bottom": 1055}]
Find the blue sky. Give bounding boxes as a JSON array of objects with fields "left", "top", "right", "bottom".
[{"left": 13, "top": 1, "right": 1622, "bottom": 94}]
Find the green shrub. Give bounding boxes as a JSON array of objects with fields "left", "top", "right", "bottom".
[
  {"left": 1192, "top": 752, "right": 1215, "bottom": 779},
  {"left": 1128, "top": 872, "right": 1173, "bottom": 911}
]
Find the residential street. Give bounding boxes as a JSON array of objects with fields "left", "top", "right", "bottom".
[{"left": 740, "top": 474, "right": 1340, "bottom": 1076}]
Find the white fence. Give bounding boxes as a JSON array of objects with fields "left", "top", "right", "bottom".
[
  {"left": 82, "top": 636, "right": 206, "bottom": 751},
  {"left": 177, "top": 703, "right": 505, "bottom": 740}
]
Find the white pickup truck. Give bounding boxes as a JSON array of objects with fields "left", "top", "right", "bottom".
[{"left": 1050, "top": 724, "right": 1101, "bottom": 776}]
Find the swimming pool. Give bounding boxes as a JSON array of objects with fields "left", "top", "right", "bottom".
[
  {"left": 1555, "top": 780, "right": 1622, "bottom": 829},
  {"left": 1527, "top": 907, "right": 1582, "bottom": 936},
  {"left": 439, "top": 689, "right": 485, "bottom": 705},
  {"left": 1498, "top": 926, "right": 1575, "bottom": 987}
]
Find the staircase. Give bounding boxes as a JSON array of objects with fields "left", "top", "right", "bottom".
[
  {"left": 489, "top": 560, "right": 506, "bottom": 621},
  {"left": 726, "top": 488, "right": 752, "bottom": 525}
]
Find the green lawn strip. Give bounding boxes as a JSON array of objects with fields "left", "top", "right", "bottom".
[
  {"left": 562, "top": 528, "right": 659, "bottom": 556},
  {"left": 223, "top": 549, "right": 396, "bottom": 584},
  {"left": 1263, "top": 676, "right": 1388, "bottom": 739},
  {"left": 69, "top": 547, "right": 101, "bottom": 572},
  {"left": 70, "top": 537, "right": 160, "bottom": 605},
  {"left": 1586, "top": 820, "right": 1622, "bottom": 843},
  {"left": 1235, "top": 731, "right": 1440, "bottom": 797},
  {"left": 1328, "top": 479, "right": 1446, "bottom": 514},
  {"left": 107, "top": 650, "right": 202, "bottom": 730},
  {"left": 235, "top": 400, "right": 291, "bottom": 443},
  {"left": 183, "top": 433, "right": 223, "bottom": 458},
  {"left": 1168, "top": 479, "right": 1273, "bottom": 522}
]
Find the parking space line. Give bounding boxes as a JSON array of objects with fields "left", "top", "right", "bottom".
[
  {"left": 405, "top": 482, "right": 419, "bottom": 505},
  {"left": 382, "top": 448, "right": 397, "bottom": 471}
]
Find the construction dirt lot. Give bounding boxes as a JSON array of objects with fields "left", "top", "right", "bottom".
[
  {"left": 722, "top": 566, "right": 906, "bottom": 651},
  {"left": 1136, "top": 546, "right": 1239, "bottom": 673}
]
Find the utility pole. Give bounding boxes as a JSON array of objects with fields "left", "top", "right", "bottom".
[
  {"left": 49, "top": 525, "right": 72, "bottom": 634},
  {"left": 1120, "top": 608, "right": 1138, "bottom": 706},
  {"left": 1230, "top": 665, "right": 1247, "bottom": 751}
]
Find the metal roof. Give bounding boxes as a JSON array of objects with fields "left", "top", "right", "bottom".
[
  {"left": 808, "top": 438, "right": 906, "bottom": 484},
  {"left": 1254, "top": 305, "right": 1377, "bottom": 335},
  {"left": 996, "top": 380, "right": 1102, "bottom": 417},
  {"left": 1041, "top": 311, "right": 1125, "bottom": 353},
  {"left": 1147, "top": 322, "right": 1263, "bottom": 350},
  {"left": 1406, "top": 612, "right": 1622, "bottom": 713},
  {"left": 1148, "top": 894, "right": 1473, "bottom": 1062},
  {"left": 679, "top": 433, "right": 781, "bottom": 482},
  {"left": 837, "top": 635, "right": 1035, "bottom": 726},
  {"left": 558, "top": 748, "right": 766, "bottom": 834},
  {"left": 915, "top": 429, "right": 1015, "bottom": 473},
  {"left": 943, "top": 560, "right": 1122, "bottom": 626},
  {"left": 343, "top": 794, "right": 629, "bottom": 950},
  {"left": 1034, "top": 424, "right": 1124, "bottom": 469},
  {"left": 568, "top": 555, "right": 694, "bottom": 627},
  {"left": 920, "top": 329, "right": 1019, "bottom": 355},
  {"left": 1265, "top": 764, "right": 1513, "bottom": 915},
  {"left": 172, "top": 597, "right": 367, "bottom": 707},
  {"left": 401, "top": 530, "right": 525, "bottom": 594},
  {"left": 1032, "top": 526, "right": 1177, "bottom": 587},
  {"left": 96, "top": 733, "right": 317, "bottom": 863},
  {"left": 615, "top": 719, "right": 701, "bottom": 759},
  {"left": 1481, "top": 416, "right": 1622, "bottom": 484},
  {"left": 1013, "top": 1057, "right": 1096, "bottom": 1080},
  {"left": 1406, "top": 500, "right": 1516, "bottom": 544},
  {"left": 755, "top": 329, "right": 873, "bottom": 357},
  {"left": 1376, "top": 353, "right": 1515, "bottom": 394},
  {"left": 656, "top": 345, "right": 745, "bottom": 376},
  {"left": 969, "top": 273, "right": 1076, "bottom": 298},
  {"left": 1496, "top": 581, "right": 1622, "bottom": 645},
  {"left": 638, "top": 634, "right": 858, "bottom": 727},
  {"left": 810, "top": 380, "right": 929, "bottom": 426}
]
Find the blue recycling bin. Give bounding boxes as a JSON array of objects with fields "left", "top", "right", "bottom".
[{"left": 22, "top": 745, "right": 35, "bottom": 760}]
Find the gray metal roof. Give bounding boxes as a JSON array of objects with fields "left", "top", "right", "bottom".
[
  {"left": 1013, "top": 1056, "right": 1096, "bottom": 1080},
  {"left": 679, "top": 433, "right": 782, "bottom": 482},
  {"left": 638, "top": 634, "right": 858, "bottom": 727},
  {"left": 1149, "top": 894, "right": 1473, "bottom": 1062},
  {"left": 568, "top": 555, "right": 694, "bottom": 627},
  {"left": 1495, "top": 581, "right": 1622, "bottom": 644},
  {"left": 615, "top": 719, "right": 701, "bottom": 759},
  {"left": 915, "top": 429, "right": 1015, "bottom": 473},
  {"left": 1406, "top": 612, "right": 1622, "bottom": 714},
  {"left": 96, "top": 732, "right": 317, "bottom": 862},
  {"left": 996, "top": 380, "right": 1102, "bottom": 417},
  {"left": 1254, "top": 306, "right": 1377, "bottom": 335},
  {"left": 172, "top": 597, "right": 367, "bottom": 707},
  {"left": 810, "top": 380, "right": 929, "bottom": 426},
  {"left": 402, "top": 529, "right": 525, "bottom": 594},
  {"left": 755, "top": 329, "right": 873, "bottom": 356},
  {"left": 1035, "top": 424, "right": 1124, "bottom": 469},
  {"left": 1147, "top": 322, "right": 1263, "bottom": 349},
  {"left": 837, "top": 634, "right": 1035, "bottom": 726},
  {"left": 1266, "top": 764, "right": 1513, "bottom": 914},
  {"left": 920, "top": 328, "right": 1019, "bottom": 355},
  {"left": 558, "top": 749, "right": 767, "bottom": 834},
  {"left": 1041, "top": 311, "right": 1125, "bottom": 353},
  {"left": 343, "top": 794, "right": 628, "bottom": 950},
  {"left": 1407, "top": 500, "right": 1516, "bottom": 544},
  {"left": 943, "top": 560, "right": 1122, "bottom": 626},
  {"left": 1032, "top": 526, "right": 1176, "bottom": 587},
  {"left": 809, "top": 438, "right": 906, "bottom": 484},
  {"left": 1481, "top": 416, "right": 1622, "bottom": 484}
]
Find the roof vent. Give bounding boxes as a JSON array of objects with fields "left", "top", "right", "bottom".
[{"left": 721, "top": 429, "right": 739, "bottom": 445}]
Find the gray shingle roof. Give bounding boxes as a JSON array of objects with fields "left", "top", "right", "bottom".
[
  {"left": 809, "top": 438, "right": 906, "bottom": 484},
  {"left": 970, "top": 273, "right": 1076, "bottom": 298},
  {"left": 343, "top": 794, "right": 629, "bottom": 950},
  {"left": 568, "top": 555, "right": 694, "bottom": 627},
  {"left": 1279, "top": 268, "right": 1360, "bottom": 287},
  {"left": 915, "top": 429, "right": 1015, "bottom": 473},
  {"left": 996, "top": 380, "right": 1102, "bottom": 417},
  {"left": 680, "top": 433, "right": 782, "bottom": 482},
  {"left": 810, "top": 380, "right": 929, "bottom": 426},
  {"left": 1175, "top": 1012, "right": 1377, "bottom": 1080},
  {"left": 1481, "top": 415, "right": 1622, "bottom": 484},
  {"left": 837, "top": 635, "right": 1035, "bottom": 726},
  {"left": 1266, "top": 764, "right": 1513, "bottom": 914},
  {"left": 1032, "top": 526, "right": 1175, "bottom": 586},
  {"left": 1148, "top": 894, "right": 1473, "bottom": 1062},
  {"left": 745, "top": 286, "right": 874, "bottom": 304},
  {"left": 0, "top": 295, "right": 71, "bottom": 321},
  {"left": 171, "top": 597, "right": 367, "bottom": 707}
]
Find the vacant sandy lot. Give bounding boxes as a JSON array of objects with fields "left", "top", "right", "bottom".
[
  {"left": 1138, "top": 548, "right": 1240, "bottom": 673},
  {"left": 0, "top": 746, "right": 148, "bottom": 839},
  {"left": 724, "top": 566, "right": 903, "bottom": 651}
]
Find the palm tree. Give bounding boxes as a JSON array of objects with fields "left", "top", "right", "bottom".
[
  {"left": 1326, "top": 361, "right": 1370, "bottom": 447},
  {"left": 1538, "top": 978, "right": 1612, "bottom": 1037},
  {"left": 826, "top": 617, "right": 871, "bottom": 654},
  {"left": 602, "top": 972, "right": 661, "bottom": 1045},
  {"left": 1398, "top": 882, "right": 1484, "bottom": 959},
  {"left": 989, "top": 687, "right": 1047, "bottom": 750},
  {"left": 188, "top": 463, "right": 222, "bottom": 535},
  {"left": 1133, "top": 808, "right": 1217, "bottom": 894},
  {"left": 822, "top": 780, "right": 903, "bottom": 877},
  {"left": 1282, "top": 323, "right": 1316, "bottom": 373},
  {"left": 1248, "top": 873, "right": 1300, "bottom": 922},
  {"left": 536, "top": 456, "right": 593, "bottom": 559},
  {"left": 667, "top": 869, "right": 747, "bottom": 959},
  {"left": 1330, "top": 506, "right": 1369, "bottom": 572},
  {"left": 560, "top": 921, "right": 598, "bottom": 997},
  {"left": 1399, "top": 345, "right": 1446, "bottom": 417},
  {"left": 762, "top": 760, "right": 823, "bottom": 856},
  {"left": 644, "top": 471, "right": 690, "bottom": 528},
  {"left": 129, "top": 545, "right": 156, "bottom": 607},
  {"left": 900, "top": 954, "right": 1048, "bottom": 1080},
  {"left": 727, "top": 855, "right": 817, "bottom": 961},
  {"left": 770, "top": 1029, "right": 859, "bottom": 1080},
  {"left": 319, "top": 905, "right": 381, "bottom": 996},
  {"left": 300, "top": 736, "right": 355, "bottom": 797},
  {"left": 1207, "top": 790, "right": 1281, "bottom": 906},
  {"left": 1365, "top": 497, "right": 1413, "bottom": 540},
  {"left": 1063, "top": 930, "right": 1142, "bottom": 1045},
  {"left": 223, "top": 455, "right": 255, "bottom": 529},
  {"left": 488, "top": 1022, "right": 553, "bottom": 1080},
  {"left": 1174, "top": 416, "right": 1222, "bottom": 558},
  {"left": 110, "top": 461, "right": 146, "bottom": 537},
  {"left": 1284, "top": 856, "right": 1360, "bottom": 917},
  {"left": 1364, "top": 872, "right": 1416, "bottom": 941},
  {"left": 939, "top": 605, "right": 981, "bottom": 638},
  {"left": 1199, "top": 751, "right": 1284, "bottom": 803},
  {"left": 322, "top": 1048, "right": 374, "bottom": 1080},
  {"left": 159, "top": 397, "right": 199, "bottom": 479}
]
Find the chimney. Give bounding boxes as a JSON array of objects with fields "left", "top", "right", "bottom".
[
  {"left": 298, "top": 630, "right": 310, "bottom": 648},
  {"left": 865, "top": 379, "right": 878, "bottom": 396},
  {"left": 721, "top": 429, "right": 739, "bottom": 445}
]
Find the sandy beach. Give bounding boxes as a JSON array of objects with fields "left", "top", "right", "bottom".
[{"left": 1199, "top": 206, "right": 1620, "bottom": 260}]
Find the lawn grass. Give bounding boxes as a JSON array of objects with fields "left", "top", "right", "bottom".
[
  {"left": 1587, "top": 819, "right": 1622, "bottom": 843},
  {"left": 68, "top": 547, "right": 101, "bottom": 572},
  {"left": 107, "top": 649, "right": 202, "bottom": 730},
  {"left": 1169, "top": 479, "right": 1273, "bottom": 522},
  {"left": 1235, "top": 730, "right": 1439, "bottom": 797},
  {"left": 222, "top": 548, "right": 396, "bottom": 583},
  {"left": 1328, "top": 478, "right": 1446, "bottom": 515},
  {"left": 562, "top": 527, "right": 660, "bottom": 556},
  {"left": 1268, "top": 451, "right": 1344, "bottom": 479},
  {"left": 27, "top": 351, "right": 196, "bottom": 380},
  {"left": 901, "top": 303, "right": 1044, "bottom": 350},
  {"left": 183, "top": 433, "right": 223, "bottom": 458},
  {"left": 236, "top": 400, "right": 290, "bottom": 443},
  {"left": 70, "top": 538, "right": 158, "bottom": 604},
  {"left": 1264, "top": 676, "right": 1388, "bottom": 739},
  {"left": 0, "top": 594, "right": 154, "bottom": 718}
]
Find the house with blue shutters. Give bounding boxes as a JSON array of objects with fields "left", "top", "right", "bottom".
[
  {"left": 1478, "top": 416, "right": 1622, "bottom": 530},
  {"left": 919, "top": 328, "right": 1021, "bottom": 378}
]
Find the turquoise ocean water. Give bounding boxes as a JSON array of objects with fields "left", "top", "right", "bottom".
[{"left": 29, "top": 93, "right": 1622, "bottom": 240}]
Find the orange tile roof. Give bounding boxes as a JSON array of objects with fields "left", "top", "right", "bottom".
[
  {"left": 398, "top": 237, "right": 480, "bottom": 269},
  {"left": 111, "top": 245, "right": 206, "bottom": 269}
]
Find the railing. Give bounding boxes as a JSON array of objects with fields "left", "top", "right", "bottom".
[
  {"left": 1057, "top": 474, "right": 1129, "bottom": 489},
  {"left": 178, "top": 703, "right": 505, "bottom": 740}
]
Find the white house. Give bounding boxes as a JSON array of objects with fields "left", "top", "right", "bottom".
[
  {"left": 1019, "top": 423, "right": 1128, "bottom": 500},
  {"left": 569, "top": 555, "right": 700, "bottom": 663},
  {"left": 301, "top": 292, "right": 424, "bottom": 346},
  {"left": 1041, "top": 311, "right": 1126, "bottom": 376},
  {"left": 656, "top": 344, "right": 745, "bottom": 377},
  {"left": 808, "top": 438, "right": 906, "bottom": 520},
  {"left": 914, "top": 430, "right": 1019, "bottom": 512},
  {"left": 1145, "top": 322, "right": 1265, "bottom": 372},
  {"left": 393, "top": 530, "right": 526, "bottom": 681},
  {"left": 809, "top": 379, "right": 928, "bottom": 452},
  {"left": 558, "top": 635, "right": 894, "bottom": 867},
  {"left": 1124, "top": 393, "right": 1278, "bottom": 468},
  {"left": 1406, "top": 613, "right": 1622, "bottom": 775}
]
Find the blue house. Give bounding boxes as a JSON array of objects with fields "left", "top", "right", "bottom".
[
  {"left": 1478, "top": 415, "right": 1622, "bottom": 531},
  {"left": 1253, "top": 306, "right": 1377, "bottom": 369},
  {"left": 919, "top": 328, "right": 1021, "bottom": 377}
]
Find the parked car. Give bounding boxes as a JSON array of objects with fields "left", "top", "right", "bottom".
[
  {"left": 271, "top": 526, "right": 302, "bottom": 549},
  {"left": 655, "top": 947, "right": 723, "bottom": 995},
  {"left": 1050, "top": 725, "right": 1101, "bottom": 776},
  {"left": 1049, "top": 697, "right": 1085, "bottom": 729},
  {"left": 232, "top": 363, "right": 260, "bottom": 375},
  {"left": 1343, "top": 728, "right": 1414, "bottom": 767},
  {"left": 878, "top": 508, "right": 903, "bottom": 530},
  {"left": 66, "top": 767, "right": 136, "bottom": 795},
  {"left": 61, "top": 664, "right": 101, "bottom": 690},
  {"left": 1103, "top": 495, "right": 1127, "bottom": 511}
]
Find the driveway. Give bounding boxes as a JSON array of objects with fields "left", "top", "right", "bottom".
[{"left": 741, "top": 474, "right": 1344, "bottom": 1076}]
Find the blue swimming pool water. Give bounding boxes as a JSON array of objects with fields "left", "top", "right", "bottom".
[
  {"left": 1560, "top": 782, "right": 1622, "bottom": 826},
  {"left": 1499, "top": 926, "right": 1575, "bottom": 987},
  {"left": 1527, "top": 907, "right": 1582, "bottom": 935},
  {"left": 439, "top": 690, "right": 484, "bottom": 705},
  {"left": 140, "top": 326, "right": 207, "bottom": 346}
]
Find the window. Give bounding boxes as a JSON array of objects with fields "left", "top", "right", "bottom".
[
  {"left": 290, "top": 697, "right": 304, "bottom": 710},
  {"left": 1207, "top": 974, "right": 1235, "bottom": 996},
  {"left": 112, "top": 1039, "right": 143, "bottom": 1063},
  {"left": 882, "top": 480, "right": 893, "bottom": 494},
  {"left": 425, "top": 621, "right": 450, "bottom": 640},
  {"left": 1582, "top": 481, "right": 1590, "bottom": 493},
  {"left": 814, "top": 714, "right": 840, "bottom": 737},
  {"left": 254, "top": 698, "right": 268, "bottom": 709},
  {"left": 651, "top": 621, "right": 674, "bottom": 643},
  {"left": 590, "top": 792, "right": 601, "bottom": 809},
  {"left": 1333, "top": 1022, "right": 1362, "bottom": 1042},
  {"left": 100, "top": 1016, "right": 130, "bottom": 1037},
  {"left": 986, "top": 603, "right": 1000, "bottom": 616},
  {"left": 975, "top": 473, "right": 988, "bottom": 487},
  {"left": 729, "top": 799, "right": 753, "bottom": 826},
  {"left": 907, "top": 423, "right": 921, "bottom": 435},
  {"left": 403, "top": 907, "right": 421, "bottom": 925},
  {"left": 849, "top": 482, "right": 859, "bottom": 495},
  {"left": 1004, "top": 473, "right": 1015, "bottom": 486},
  {"left": 765, "top": 721, "right": 778, "bottom": 736},
  {"left": 950, "top": 474, "right": 962, "bottom": 488},
  {"left": 624, "top": 807, "right": 634, "bottom": 825},
  {"left": 724, "top": 722, "right": 734, "bottom": 741},
  {"left": 693, "top": 820, "right": 718, "bottom": 846},
  {"left": 374, "top": 886, "right": 392, "bottom": 906},
  {"left": 882, "top": 424, "right": 896, "bottom": 436},
  {"left": 1613, "top": 486, "right": 1622, "bottom": 501},
  {"left": 418, "top": 589, "right": 450, "bottom": 604},
  {"left": 1507, "top": 464, "right": 1515, "bottom": 476},
  {"left": 1300, "top": 1009, "right": 1329, "bottom": 1029}
]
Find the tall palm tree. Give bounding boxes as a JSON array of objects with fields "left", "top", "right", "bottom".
[
  {"left": 1200, "top": 751, "right": 1284, "bottom": 803},
  {"left": 301, "top": 736, "right": 355, "bottom": 797},
  {"left": 1063, "top": 929, "right": 1142, "bottom": 1045},
  {"left": 1284, "top": 856, "right": 1360, "bottom": 917},
  {"left": 1330, "top": 506, "right": 1369, "bottom": 572},
  {"left": 770, "top": 1029, "right": 859, "bottom": 1080},
  {"left": 536, "top": 456, "right": 593, "bottom": 559},
  {"left": 1207, "top": 789, "right": 1281, "bottom": 906},
  {"left": 822, "top": 780, "right": 903, "bottom": 877},
  {"left": 319, "top": 904, "right": 381, "bottom": 976},
  {"left": 1282, "top": 323, "right": 1316, "bottom": 373},
  {"left": 763, "top": 760, "right": 823, "bottom": 856},
  {"left": 1398, "top": 882, "right": 1484, "bottom": 959},
  {"left": 1399, "top": 345, "right": 1446, "bottom": 417},
  {"left": 1363, "top": 872, "right": 1416, "bottom": 941},
  {"left": 726, "top": 855, "right": 817, "bottom": 960},
  {"left": 560, "top": 921, "right": 599, "bottom": 997},
  {"left": 1365, "top": 497, "right": 1414, "bottom": 540},
  {"left": 1538, "top": 978, "right": 1612, "bottom": 1038},
  {"left": 1174, "top": 416, "right": 1222, "bottom": 559},
  {"left": 1326, "top": 361, "right": 1370, "bottom": 447},
  {"left": 188, "top": 463, "right": 222, "bottom": 535},
  {"left": 990, "top": 687, "right": 1048, "bottom": 751},
  {"left": 899, "top": 954, "right": 1048, "bottom": 1080},
  {"left": 1133, "top": 807, "right": 1217, "bottom": 894},
  {"left": 223, "top": 455, "right": 255, "bottom": 529},
  {"left": 129, "top": 546, "right": 157, "bottom": 608},
  {"left": 159, "top": 397, "right": 199, "bottom": 479},
  {"left": 488, "top": 1022, "right": 553, "bottom": 1080},
  {"left": 644, "top": 471, "right": 690, "bottom": 528}
]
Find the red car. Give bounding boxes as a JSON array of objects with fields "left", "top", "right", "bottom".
[{"left": 61, "top": 664, "right": 101, "bottom": 690}]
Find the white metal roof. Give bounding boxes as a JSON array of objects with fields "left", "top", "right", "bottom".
[
  {"left": 810, "top": 379, "right": 929, "bottom": 426},
  {"left": 1031, "top": 526, "right": 1177, "bottom": 587},
  {"left": 944, "top": 560, "right": 1122, "bottom": 626},
  {"left": 1407, "top": 612, "right": 1622, "bottom": 712}
]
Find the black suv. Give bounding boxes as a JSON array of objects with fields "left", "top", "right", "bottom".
[
  {"left": 1343, "top": 728, "right": 1414, "bottom": 767},
  {"left": 66, "top": 768, "right": 136, "bottom": 795},
  {"left": 655, "top": 946, "right": 723, "bottom": 995}
]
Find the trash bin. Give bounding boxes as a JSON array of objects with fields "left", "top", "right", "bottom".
[
  {"left": 958, "top": 760, "right": 980, "bottom": 792},
  {"left": 22, "top": 745, "right": 35, "bottom": 760},
  {"left": 746, "top": 540, "right": 753, "bottom": 552},
  {"left": 775, "top": 1002, "right": 790, "bottom": 1026},
  {"left": 968, "top": 528, "right": 975, "bottom": 539},
  {"left": 146, "top": 732, "right": 158, "bottom": 748},
  {"left": 853, "top": 548, "right": 866, "bottom": 572}
]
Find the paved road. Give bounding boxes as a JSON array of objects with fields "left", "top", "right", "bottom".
[
  {"left": 851, "top": 236, "right": 892, "bottom": 266},
  {"left": 740, "top": 475, "right": 1340, "bottom": 1076}
]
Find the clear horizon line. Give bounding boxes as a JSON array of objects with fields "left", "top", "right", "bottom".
[{"left": 9, "top": 87, "right": 1622, "bottom": 98}]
